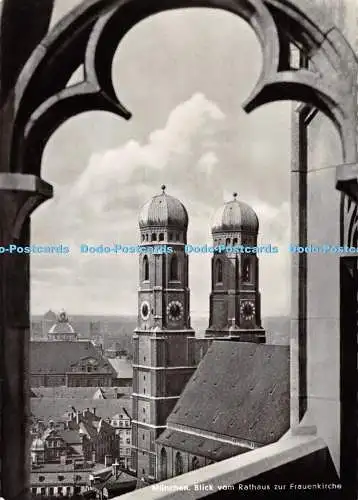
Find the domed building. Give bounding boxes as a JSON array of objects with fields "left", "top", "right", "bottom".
[
  {"left": 47, "top": 310, "right": 77, "bottom": 341},
  {"left": 31, "top": 437, "right": 45, "bottom": 465},
  {"left": 205, "top": 193, "right": 266, "bottom": 343}
]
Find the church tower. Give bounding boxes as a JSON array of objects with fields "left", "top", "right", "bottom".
[
  {"left": 205, "top": 193, "right": 266, "bottom": 343},
  {"left": 131, "top": 186, "right": 196, "bottom": 484}
]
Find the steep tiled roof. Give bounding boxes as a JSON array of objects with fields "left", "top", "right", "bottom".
[
  {"left": 108, "top": 358, "right": 133, "bottom": 379},
  {"left": 32, "top": 387, "right": 129, "bottom": 399},
  {"left": 30, "top": 341, "right": 114, "bottom": 374},
  {"left": 156, "top": 430, "right": 249, "bottom": 461},
  {"left": 164, "top": 342, "right": 289, "bottom": 446},
  {"left": 31, "top": 397, "right": 132, "bottom": 423},
  {"left": 57, "top": 430, "right": 82, "bottom": 445}
]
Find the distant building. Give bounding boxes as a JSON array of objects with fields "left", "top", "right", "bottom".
[
  {"left": 30, "top": 462, "right": 93, "bottom": 497},
  {"left": 30, "top": 341, "right": 116, "bottom": 387},
  {"left": 42, "top": 309, "right": 57, "bottom": 338},
  {"left": 31, "top": 421, "right": 84, "bottom": 465},
  {"left": 105, "top": 342, "right": 128, "bottom": 358},
  {"left": 89, "top": 462, "right": 137, "bottom": 499},
  {"left": 48, "top": 310, "right": 78, "bottom": 341},
  {"left": 66, "top": 408, "right": 117, "bottom": 464},
  {"left": 110, "top": 409, "right": 132, "bottom": 469}
]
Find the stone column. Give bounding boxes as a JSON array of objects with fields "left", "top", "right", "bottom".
[{"left": 0, "top": 174, "right": 52, "bottom": 500}]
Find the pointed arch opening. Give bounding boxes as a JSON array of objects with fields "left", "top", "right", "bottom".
[
  {"left": 191, "top": 456, "right": 199, "bottom": 470},
  {"left": 175, "top": 451, "right": 184, "bottom": 476},
  {"left": 170, "top": 254, "right": 179, "bottom": 281},
  {"left": 143, "top": 255, "right": 149, "bottom": 281},
  {"left": 215, "top": 259, "right": 223, "bottom": 283},
  {"left": 159, "top": 447, "right": 167, "bottom": 480}
]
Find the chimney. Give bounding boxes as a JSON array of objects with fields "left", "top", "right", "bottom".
[{"left": 105, "top": 454, "right": 112, "bottom": 467}]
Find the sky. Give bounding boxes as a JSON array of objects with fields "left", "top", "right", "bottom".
[{"left": 31, "top": 2, "right": 292, "bottom": 317}]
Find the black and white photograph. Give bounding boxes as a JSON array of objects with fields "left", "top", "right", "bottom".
[{"left": 0, "top": 0, "right": 357, "bottom": 499}]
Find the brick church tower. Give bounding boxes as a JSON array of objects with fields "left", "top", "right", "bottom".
[
  {"left": 205, "top": 193, "right": 266, "bottom": 343},
  {"left": 131, "top": 186, "right": 196, "bottom": 483}
]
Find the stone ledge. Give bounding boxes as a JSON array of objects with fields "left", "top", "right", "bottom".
[
  {"left": 336, "top": 163, "right": 358, "bottom": 202},
  {"left": 116, "top": 434, "right": 328, "bottom": 499}
]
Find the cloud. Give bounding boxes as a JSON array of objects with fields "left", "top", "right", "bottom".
[{"left": 32, "top": 92, "right": 290, "bottom": 316}]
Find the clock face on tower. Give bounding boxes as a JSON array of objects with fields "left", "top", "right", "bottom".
[
  {"left": 140, "top": 301, "right": 150, "bottom": 320},
  {"left": 167, "top": 300, "right": 184, "bottom": 321},
  {"left": 240, "top": 300, "right": 256, "bottom": 321}
]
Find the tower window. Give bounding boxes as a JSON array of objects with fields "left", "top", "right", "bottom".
[
  {"left": 215, "top": 259, "right": 223, "bottom": 283},
  {"left": 169, "top": 232, "right": 173, "bottom": 241},
  {"left": 143, "top": 255, "right": 149, "bottom": 281},
  {"left": 145, "top": 234, "right": 149, "bottom": 241},
  {"left": 159, "top": 233, "right": 164, "bottom": 241},
  {"left": 176, "top": 233, "right": 180, "bottom": 241},
  {"left": 192, "top": 456, "right": 199, "bottom": 470},
  {"left": 151, "top": 233, "right": 157, "bottom": 242},
  {"left": 142, "top": 234, "right": 145, "bottom": 241},
  {"left": 169, "top": 254, "right": 179, "bottom": 281},
  {"left": 233, "top": 238, "right": 238, "bottom": 245},
  {"left": 243, "top": 258, "right": 251, "bottom": 282},
  {"left": 225, "top": 238, "right": 230, "bottom": 246}
]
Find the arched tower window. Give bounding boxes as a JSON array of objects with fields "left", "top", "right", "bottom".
[
  {"left": 233, "top": 238, "right": 238, "bottom": 245},
  {"left": 243, "top": 258, "right": 251, "bottom": 282},
  {"left": 215, "top": 259, "right": 223, "bottom": 283},
  {"left": 143, "top": 255, "right": 149, "bottom": 281},
  {"left": 170, "top": 254, "right": 179, "bottom": 281},
  {"left": 159, "top": 233, "right": 164, "bottom": 241},
  {"left": 191, "top": 456, "right": 199, "bottom": 470},
  {"left": 151, "top": 233, "right": 157, "bottom": 242},
  {"left": 175, "top": 452, "right": 183, "bottom": 476},
  {"left": 225, "top": 238, "right": 230, "bottom": 245},
  {"left": 160, "top": 448, "right": 167, "bottom": 480}
]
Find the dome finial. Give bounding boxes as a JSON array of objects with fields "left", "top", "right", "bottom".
[
  {"left": 161, "top": 184, "right": 166, "bottom": 194},
  {"left": 233, "top": 192, "right": 238, "bottom": 200}
]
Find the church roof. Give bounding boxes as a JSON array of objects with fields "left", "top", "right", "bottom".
[
  {"left": 212, "top": 193, "right": 259, "bottom": 234},
  {"left": 30, "top": 341, "right": 112, "bottom": 374},
  {"left": 31, "top": 397, "right": 132, "bottom": 423},
  {"left": 159, "top": 341, "right": 289, "bottom": 452},
  {"left": 138, "top": 186, "right": 188, "bottom": 230}
]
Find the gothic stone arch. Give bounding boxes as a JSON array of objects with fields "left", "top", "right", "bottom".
[{"left": 0, "top": 1, "right": 357, "bottom": 499}]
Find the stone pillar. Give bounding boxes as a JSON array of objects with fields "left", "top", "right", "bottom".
[{"left": 0, "top": 174, "right": 52, "bottom": 500}]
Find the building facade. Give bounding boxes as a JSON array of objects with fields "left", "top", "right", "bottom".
[
  {"left": 131, "top": 186, "right": 199, "bottom": 482},
  {"left": 206, "top": 193, "right": 266, "bottom": 342},
  {"left": 111, "top": 409, "right": 132, "bottom": 469}
]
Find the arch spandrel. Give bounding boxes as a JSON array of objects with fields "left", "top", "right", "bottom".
[{"left": 1, "top": 0, "right": 356, "bottom": 177}]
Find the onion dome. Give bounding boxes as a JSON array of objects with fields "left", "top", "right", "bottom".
[
  {"left": 212, "top": 192, "right": 259, "bottom": 234},
  {"left": 139, "top": 185, "right": 188, "bottom": 229}
]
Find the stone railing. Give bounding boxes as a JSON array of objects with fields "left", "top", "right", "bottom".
[{"left": 113, "top": 430, "right": 336, "bottom": 499}]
